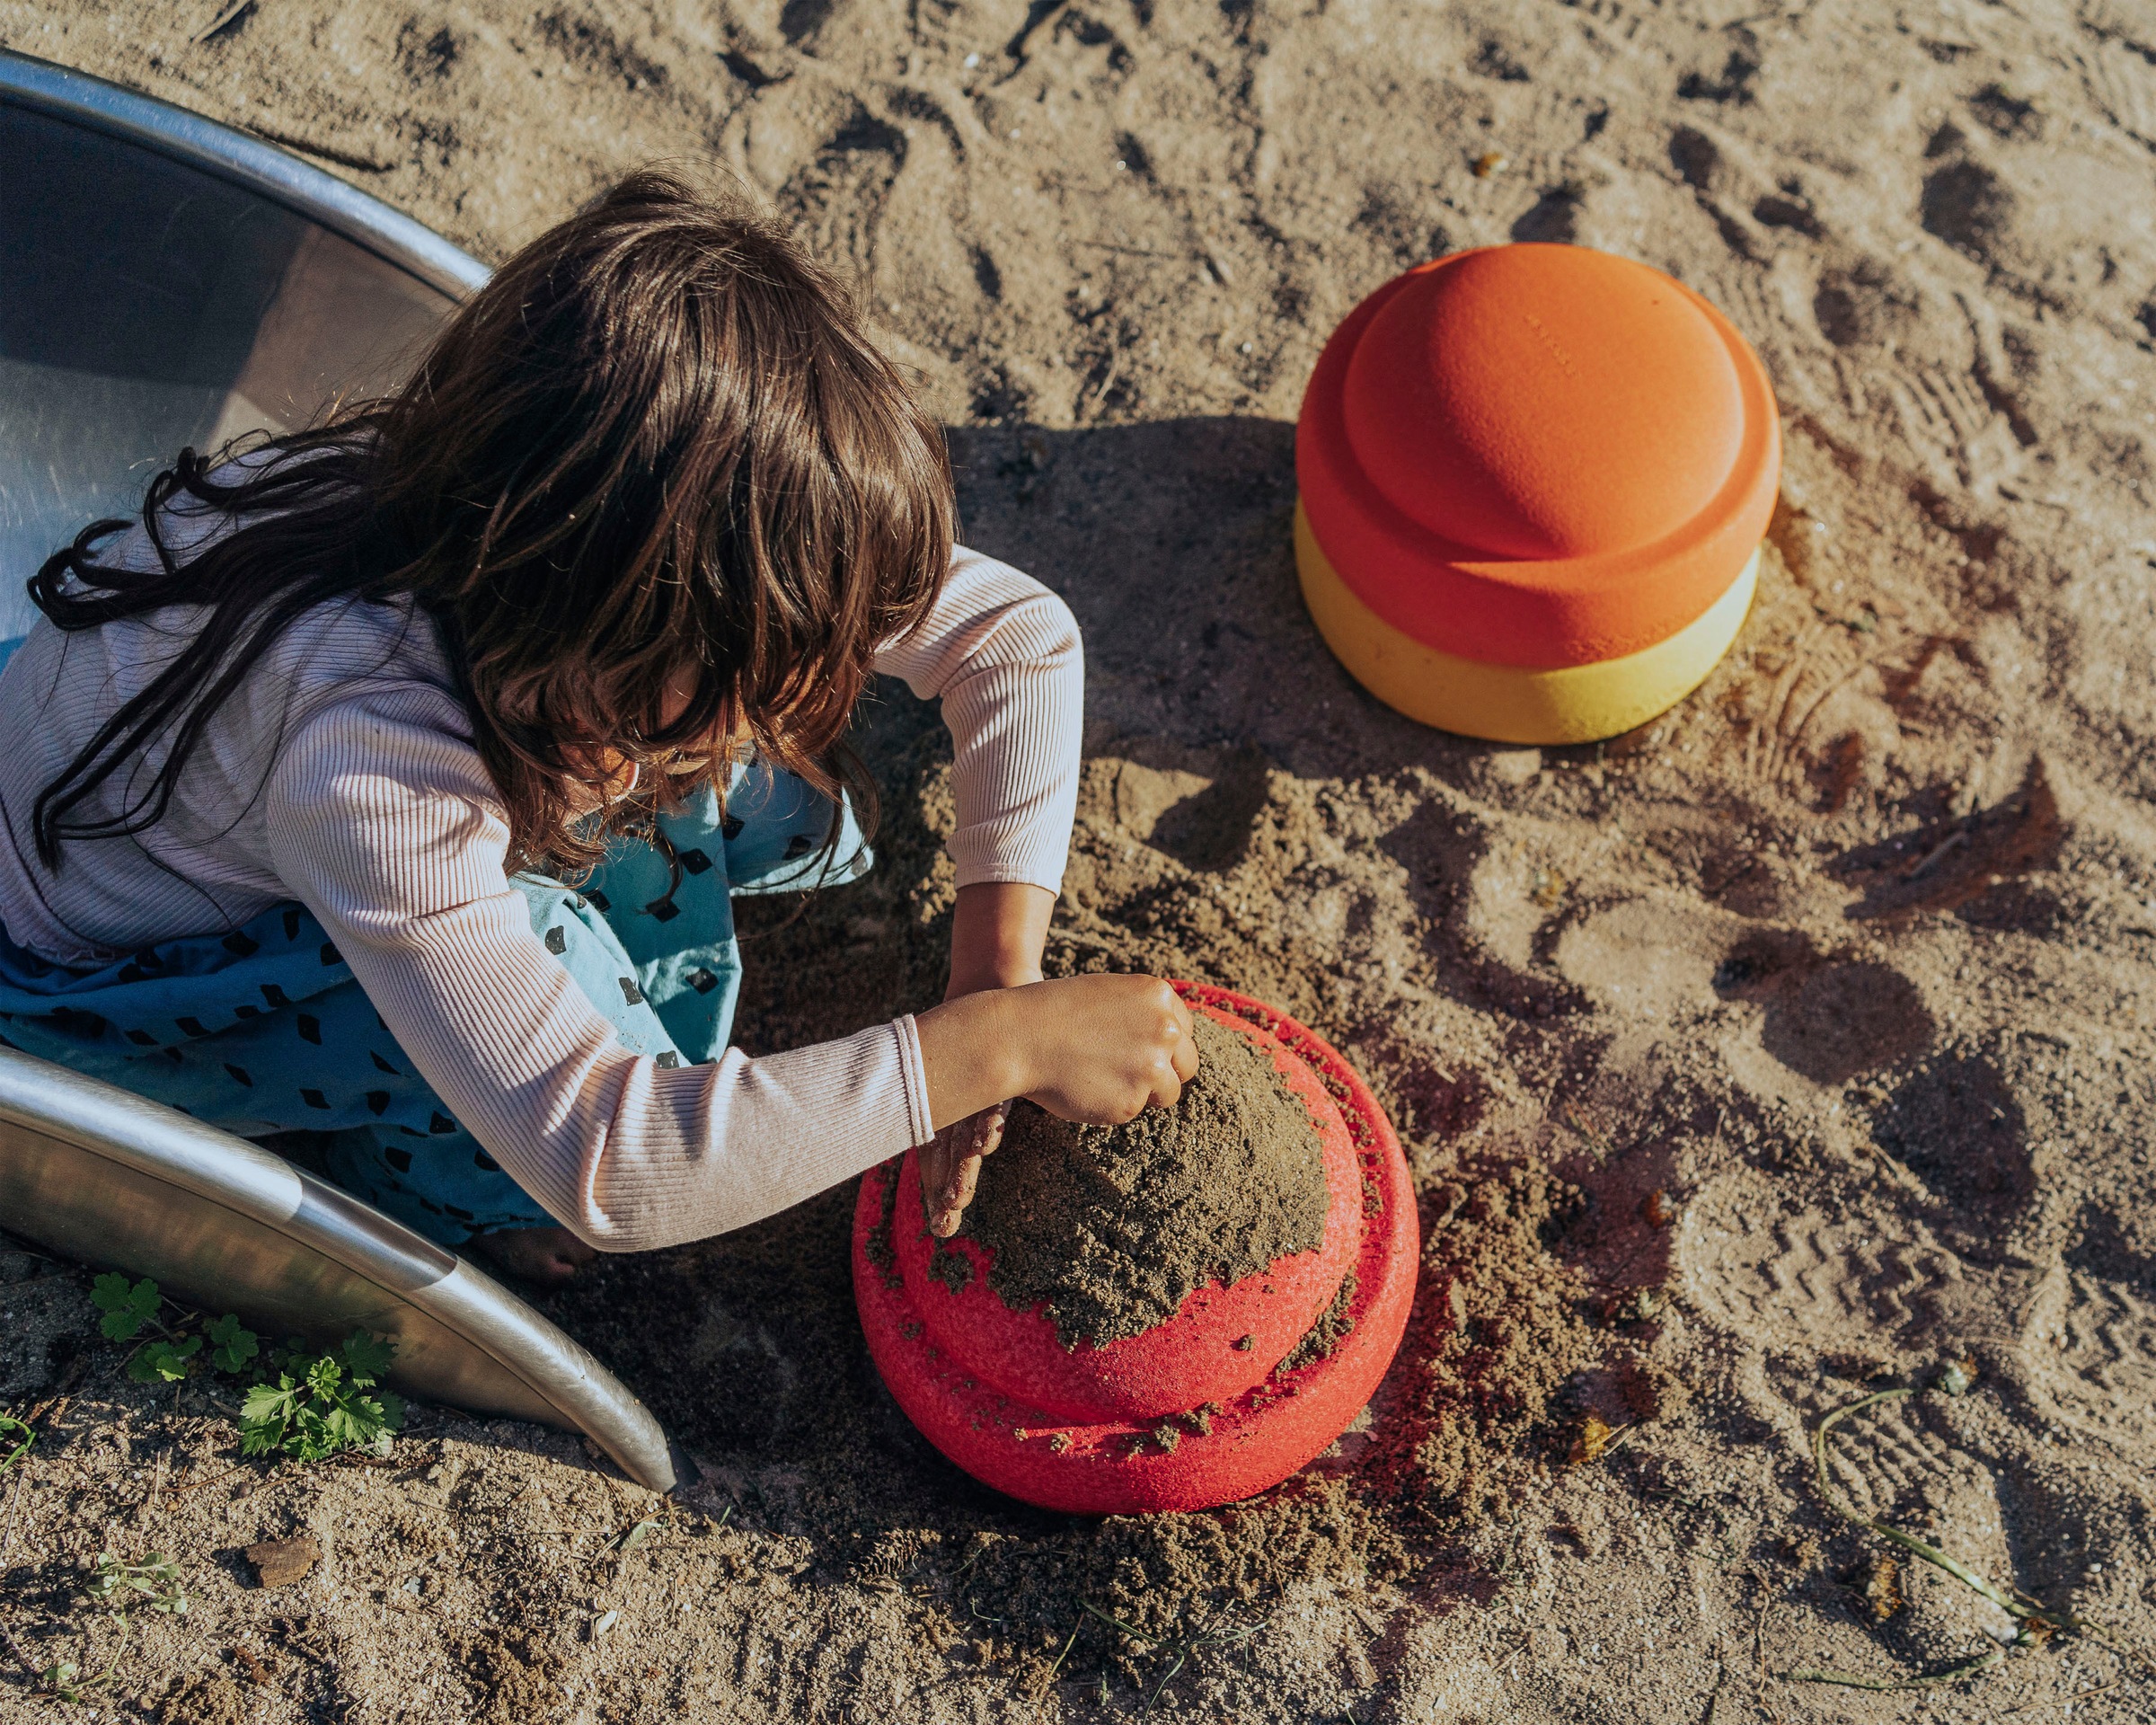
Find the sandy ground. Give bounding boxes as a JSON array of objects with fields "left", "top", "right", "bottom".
[{"left": 4, "top": 0, "right": 2156, "bottom": 1720}]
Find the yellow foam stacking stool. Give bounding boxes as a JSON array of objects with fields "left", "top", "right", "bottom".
[{"left": 1294, "top": 244, "right": 1780, "bottom": 743}]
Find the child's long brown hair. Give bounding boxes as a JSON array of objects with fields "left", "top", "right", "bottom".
[{"left": 28, "top": 167, "right": 953, "bottom": 878}]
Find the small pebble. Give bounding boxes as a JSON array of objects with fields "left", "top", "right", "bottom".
[
  {"left": 1473, "top": 150, "right": 1508, "bottom": 177},
  {"left": 243, "top": 1537, "right": 321, "bottom": 1589}
]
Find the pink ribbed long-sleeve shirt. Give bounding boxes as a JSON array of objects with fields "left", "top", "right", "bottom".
[{"left": 0, "top": 511, "right": 1082, "bottom": 1251}]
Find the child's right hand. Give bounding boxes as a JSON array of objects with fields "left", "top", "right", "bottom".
[
  {"left": 915, "top": 974, "right": 1199, "bottom": 1156},
  {"left": 1012, "top": 975, "right": 1199, "bottom": 1123}
]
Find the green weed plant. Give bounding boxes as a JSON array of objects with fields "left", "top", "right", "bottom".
[
  {"left": 241, "top": 1335, "right": 403, "bottom": 1462},
  {"left": 87, "top": 1272, "right": 400, "bottom": 1460},
  {"left": 84, "top": 1551, "right": 186, "bottom": 1616}
]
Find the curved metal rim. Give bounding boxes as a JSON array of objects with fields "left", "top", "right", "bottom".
[
  {"left": 0, "top": 47, "right": 490, "bottom": 300},
  {"left": 0, "top": 1046, "right": 676, "bottom": 1491}
]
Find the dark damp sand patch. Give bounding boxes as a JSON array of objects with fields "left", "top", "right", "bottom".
[
  {"left": 862, "top": 1154, "right": 903, "bottom": 1289},
  {"left": 1278, "top": 1269, "right": 1357, "bottom": 1374},
  {"left": 955, "top": 1012, "right": 1330, "bottom": 1348},
  {"left": 925, "top": 1234, "right": 973, "bottom": 1295},
  {"left": 1369, "top": 1166, "right": 1607, "bottom": 1521}
]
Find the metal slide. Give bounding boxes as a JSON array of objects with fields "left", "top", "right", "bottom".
[
  {"left": 0, "top": 49, "right": 482, "bottom": 638},
  {"left": 0, "top": 50, "right": 681, "bottom": 1492}
]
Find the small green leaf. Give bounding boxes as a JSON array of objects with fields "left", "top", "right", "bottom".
[
  {"left": 127, "top": 1336, "right": 201, "bottom": 1384},
  {"left": 238, "top": 1377, "right": 300, "bottom": 1455},
  {"left": 84, "top": 1550, "right": 185, "bottom": 1616},
  {"left": 206, "top": 1314, "right": 260, "bottom": 1374},
  {"left": 321, "top": 1403, "right": 366, "bottom": 1450},
  {"left": 339, "top": 1333, "right": 394, "bottom": 1384},
  {"left": 227, "top": 1335, "right": 398, "bottom": 1461},
  {"left": 240, "top": 1378, "right": 297, "bottom": 1422},
  {"left": 84, "top": 1553, "right": 121, "bottom": 1602},
  {"left": 91, "top": 1273, "right": 160, "bottom": 1340},
  {"left": 0, "top": 1412, "right": 33, "bottom": 1473},
  {"left": 141, "top": 1554, "right": 187, "bottom": 1614}
]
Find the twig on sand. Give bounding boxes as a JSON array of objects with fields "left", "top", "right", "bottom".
[
  {"left": 0, "top": 1470, "right": 27, "bottom": 1560},
  {"left": 1787, "top": 1385, "right": 2150, "bottom": 1695},
  {"left": 1561, "top": 1104, "right": 1614, "bottom": 1156},
  {"left": 1084, "top": 350, "right": 1122, "bottom": 406},
  {"left": 194, "top": 0, "right": 255, "bottom": 44},
  {"left": 0, "top": 1622, "right": 43, "bottom": 1680},
  {"left": 1811, "top": 1389, "right": 2091, "bottom": 1632},
  {"left": 1021, "top": 1620, "right": 1080, "bottom": 1704},
  {"left": 1081, "top": 1599, "right": 1153, "bottom": 1643},
  {"left": 1080, "top": 1599, "right": 1264, "bottom": 1716},
  {"left": 1784, "top": 1647, "right": 2005, "bottom": 1691},
  {"left": 1903, "top": 827, "right": 1968, "bottom": 880},
  {"left": 169, "top": 1460, "right": 256, "bottom": 1499},
  {"left": 243, "top": 122, "right": 397, "bottom": 175},
  {"left": 1141, "top": 1648, "right": 1188, "bottom": 1714},
  {"left": 1072, "top": 239, "right": 1174, "bottom": 260}
]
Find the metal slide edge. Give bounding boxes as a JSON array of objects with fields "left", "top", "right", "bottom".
[
  {"left": 0, "top": 1047, "right": 677, "bottom": 1492},
  {"left": 0, "top": 47, "right": 490, "bottom": 300}
]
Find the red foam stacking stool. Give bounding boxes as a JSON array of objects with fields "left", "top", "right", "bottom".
[
  {"left": 852, "top": 985, "right": 1418, "bottom": 1514},
  {"left": 1295, "top": 243, "right": 1781, "bottom": 744}
]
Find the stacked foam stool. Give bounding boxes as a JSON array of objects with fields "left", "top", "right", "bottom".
[
  {"left": 852, "top": 985, "right": 1417, "bottom": 1515},
  {"left": 1295, "top": 243, "right": 1781, "bottom": 744}
]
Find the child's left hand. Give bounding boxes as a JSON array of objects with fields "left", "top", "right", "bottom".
[
  {"left": 920, "top": 1099, "right": 1011, "bottom": 1239},
  {"left": 920, "top": 882, "right": 1055, "bottom": 1237}
]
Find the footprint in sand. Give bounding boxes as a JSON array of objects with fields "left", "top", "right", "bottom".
[
  {"left": 1743, "top": 957, "right": 1932, "bottom": 1086},
  {"left": 1679, "top": 1202, "right": 1966, "bottom": 1354},
  {"left": 1871, "top": 1050, "right": 2037, "bottom": 1231},
  {"left": 2018, "top": 1265, "right": 2156, "bottom": 1446},
  {"left": 1551, "top": 900, "right": 1933, "bottom": 1086}
]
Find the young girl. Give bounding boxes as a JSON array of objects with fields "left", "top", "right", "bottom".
[{"left": 0, "top": 169, "right": 1197, "bottom": 1286}]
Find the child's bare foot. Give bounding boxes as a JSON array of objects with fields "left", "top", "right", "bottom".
[{"left": 469, "top": 1225, "right": 597, "bottom": 1288}]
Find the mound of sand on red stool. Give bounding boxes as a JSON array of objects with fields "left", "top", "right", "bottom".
[
  {"left": 945, "top": 1011, "right": 1330, "bottom": 1349},
  {"left": 853, "top": 986, "right": 1417, "bottom": 1514}
]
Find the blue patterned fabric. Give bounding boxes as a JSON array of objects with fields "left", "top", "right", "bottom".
[{"left": 0, "top": 764, "right": 868, "bottom": 1244}]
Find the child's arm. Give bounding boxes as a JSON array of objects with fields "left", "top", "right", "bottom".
[
  {"left": 870, "top": 546, "right": 1084, "bottom": 913},
  {"left": 919, "top": 880, "right": 1054, "bottom": 1234},
  {"left": 946, "top": 880, "right": 1055, "bottom": 995},
  {"left": 261, "top": 687, "right": 1189, "bottom": 1254},
  {"left": 875, "top": 549, "right": 1088, "bottom": 1231}
]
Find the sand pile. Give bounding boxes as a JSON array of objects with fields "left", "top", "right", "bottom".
[{"left": 953, "top": 1011, "right": 1328, "bottom": 1346}]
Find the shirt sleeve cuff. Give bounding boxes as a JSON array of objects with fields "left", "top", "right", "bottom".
[
  {"left": 949, "top": 858, "right": 1067, "bottom": 897},
  {"left": 892, "top": 1013, "right": 936, "bottom": 1143}
]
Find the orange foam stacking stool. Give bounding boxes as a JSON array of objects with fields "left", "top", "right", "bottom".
[
  {"left": 1295, "top": 243, "right": 1781, "bottom": 744},
  {"left": 852, "top": 985, "right": 1418, "bottom": 1515}
]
